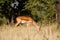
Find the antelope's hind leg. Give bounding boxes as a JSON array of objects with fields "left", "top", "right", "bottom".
[
  {"left": 15, "top": 19, "right": 21, "bottom": 27},
  {"left": 15, "top": 22, "right": 20, "bottom": 27}
]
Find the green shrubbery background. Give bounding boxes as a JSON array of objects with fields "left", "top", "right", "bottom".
[{"left": 0, "top": 0, "right": 57, "bottom": 25}]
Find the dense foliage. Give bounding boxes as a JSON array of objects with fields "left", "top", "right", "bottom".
[
  {"left": 24, "top": 0, "right": 56, "bottom": 24},
  {"left": 0, "top": 0, "right": 57, "bottom": 25}
]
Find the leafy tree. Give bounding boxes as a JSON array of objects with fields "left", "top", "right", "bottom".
[
  {"left": 24, "top": 0, "right": 56, "bottom": 24},
  {"left": 0, "top": 0, "right": 57, "bottom": 25}
]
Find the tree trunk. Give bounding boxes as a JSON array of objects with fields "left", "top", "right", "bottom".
[{"left": 56, "top": 2, "right": 60, "bottom": 27}]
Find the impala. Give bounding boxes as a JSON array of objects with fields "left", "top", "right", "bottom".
[{"left": 15, "top": 16, "right": 41, "bottom": 30}]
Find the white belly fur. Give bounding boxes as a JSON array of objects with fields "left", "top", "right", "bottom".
[{"left": 21, "top": 20, "right": 27, "bottom": 23}]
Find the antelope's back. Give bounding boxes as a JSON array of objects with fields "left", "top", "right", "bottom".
[{"left": 16, "top": 16, "right": 32, "bottom": 21}]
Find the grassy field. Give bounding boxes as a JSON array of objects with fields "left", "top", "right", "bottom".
[{"left": 0, "top": 24, "right": 60, "bottom": 40}]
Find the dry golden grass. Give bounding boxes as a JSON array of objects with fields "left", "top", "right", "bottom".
[{"left": 0, "top": 24, "right": 60, "bottom": 40}]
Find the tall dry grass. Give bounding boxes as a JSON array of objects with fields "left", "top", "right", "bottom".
[{"left": 0, "top": 24, "right": 60, "bottom": 40}]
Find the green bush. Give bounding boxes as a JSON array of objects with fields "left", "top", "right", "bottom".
[
  {"left": 0, "top": 17, "right": 7, "bottom": 25},
  {"left": 24, "top": 0, "right": 56, "bottom": 24}
]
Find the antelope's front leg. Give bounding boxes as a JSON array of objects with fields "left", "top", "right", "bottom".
[{"left": 27, "top": 21, "right": 31, "bottom": 29}]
